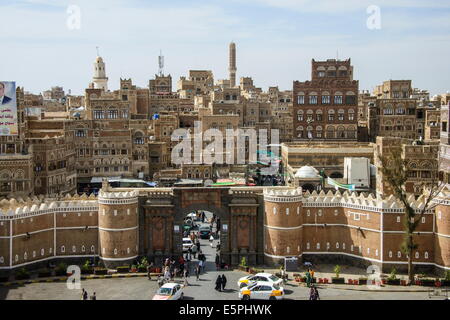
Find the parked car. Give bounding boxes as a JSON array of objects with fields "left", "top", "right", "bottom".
[
  {"left": 199, "top": 226, "right": 211, "bottom": 239},
  {"left": 239, "top": 281, "right": 284, "bottom": 300},
  {"left": 152, "top": 283, "right": 184, "bottom": 300},
  {"left": 182, "top": 237, "right": 194, "bottom": 252},
  {"left": 237, "top": 273, "right": 283, "bottom": 288}
]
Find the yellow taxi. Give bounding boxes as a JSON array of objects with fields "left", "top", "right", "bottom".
[
  {"left": 237, "top": 272, "right": 283, "bottom": 288},
  {"left": 238, "top": 281, "right": 284, "bottom": 300}
]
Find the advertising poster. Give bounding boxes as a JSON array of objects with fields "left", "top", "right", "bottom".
[{"left": 0, "top": 81, "right": 18, "bottom": 135}]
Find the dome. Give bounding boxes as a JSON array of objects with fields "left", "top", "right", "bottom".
[
  {"left": 294, "top": 166, "right": 320, "bottom": 179},
  {"left": 95, "top": 56, "right": 103, "bottom": 63}
]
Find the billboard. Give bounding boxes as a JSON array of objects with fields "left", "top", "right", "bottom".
[{"left": 0, "top": 81, "right": 18, "bottom": 135}]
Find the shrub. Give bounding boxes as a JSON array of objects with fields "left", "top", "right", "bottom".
[
  {"left": 444, "top": 270, "right": 450, "bottom": 281},
  {"left": 388, "top": 267, "right": 397, "bottom": 281},
  {"left": 38, "top": 268, "right": 52, "bottom": 278},
  {"left": 55, "top": 262, "right": 68, "bottom": 276},
  {"left": 15, "top": 268, "right": 30, "bottom": 280},
  {"left": 239, "top": 257, "right": 247, "bottom": 268},
  {"left": 334, "top": 265, "right": 341, "bottom": 278}
]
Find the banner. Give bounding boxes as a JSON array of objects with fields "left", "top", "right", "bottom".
[
  {"left": 327, "top": 177, "right": 356, "bottom": 191},
  {"left": 0, "top": 81, "right": 18, "bottom": 135}
]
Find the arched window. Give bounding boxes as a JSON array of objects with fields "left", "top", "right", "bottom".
[
  {"left": 61, "top": 246, "right": 65, "bottom": 253},
  {"left": 316, "top": 243, "right": 320, "bottom": 250}
]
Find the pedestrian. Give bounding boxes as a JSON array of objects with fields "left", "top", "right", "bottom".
[
  {"left": 221, "top": 274, "right": 227, "bottom": 291},
  {"left": 183, "top": 268, "right": 189, "bottom": 286},
  {"left": 198, "top": 259, "right": 203, "bottom": 274},
  {"left": 311, "top": 269, "right": 315, "bottom": 283},
  {"left": 306, "top": 269, "right": 311, "bottom": 288},
  {"left": 82, "top": 288, "right": 88, "bottom": 300},
  {"left": 215, "top": 275, "right": 222, "bottom": 291},
  {"left": 314, "top": 286, "right": 320, "bottom": 300},
  {"left": 215, "top": 254, "right": 220, "bottom": 270},
  {"left": 209, "top": 234, "right": 214, "bottom": 247},
  {"left": 195, "top": 264, "right": 200, "bottom": 280},
  {"left": 216, "top": 242, "right": 221, "bottom": 253},
  {"left": 81, "top": 288, "right": 86, "bottom": 300},
  {"left": 192, "top": 242, "right": 197, "bottom": 259},
  {"left": 196, "top": 239, "right": 201, "bottom": 252},
  {"left": 90, "top": 292, "right": 97, "bottom": 300},
  {"left": 157, "top": 275, "right": 164, "bottom": 287}
]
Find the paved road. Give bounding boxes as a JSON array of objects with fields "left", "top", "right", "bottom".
[{"left": 0, "top": 213, "right": 443, "bottom": 300}]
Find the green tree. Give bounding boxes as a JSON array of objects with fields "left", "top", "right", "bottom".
[{"left": 379, "top": 149, "right": 444, "bottom": 284}]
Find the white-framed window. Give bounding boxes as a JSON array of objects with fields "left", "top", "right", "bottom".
[
  {"left": 49, "top": 247, "right": 52, "bottom": 254},
  {"left": 316, "top": 243, "right": 320, "bottom": 250},
  {"left": 81, "top": 245, "right": 85, "bottom": 252},
  {"left": 287, "top": 246, "right": 290, "bottom": 254},
  {"left": 318, "top": 209, "right": 322, "bottom": 216},
  {"left": 114, "top": 210, "right": 117, "bottom": 216},
  {"left": 351, "top": 245, "right": 354, "bottom": 252},
  {"left": 424, "top": 251, "right": 429, "bottom": 259},
  {"left": 72, "top": 245, "right": 76, "bottom": 253},
  {"left": 366, "top": 214, "right": 370, "bottom": 220},
  {"left": 24, "top": 252, "right": 27, "bottom": 260},
  {"left": 41, "top": 248, "right": 45, "bottom": 256},
  {"left": 307, "top": 209, "right": 310, "bottom": 216},
  {"left": 334, "top": 210, "right": 338, "bottom": 216},
  {"left": 89, "top": 212, "right": 93, "bottom": 217},
  {"left": 397, "top": 251, "right": 401, "bottom": 258},
  {"left": 286, "top": 208, "right": 289, "bottom": 215},
  {"left": 336, "top": 242, "right": 339, "bottom": 249},
  {"left": 0, "top": 256, "right": 4, "bottom": 264},
  {"left": 326, "top": 242, "right": 330, "bottom": 250},
  {"left": 273, "top": 207, "right": 277, "bottom": 215},
  {"left": 61, "top": 246, "right": 65, "bottom": 253},
  {"left": 354, "top": 213, "right": 361, "bottom": 221},
  {"left": 114, "top": 248, "right": 118, "bottom": 255},
  {"left": 438, "top": 211, "right": 442, "bottom": 220},
  {"left": 421, "top": 217, "right": 425, "bottom": 223},
  {"left": 63, "top": 214, "right": 66, "bottom": 218},
  {"left": 15, "top": 254, "right": 19, "bottom": 262},
  {"left": 415, "top": 252, "right": 419, "bottom": 259},
  {"left": 32, "top": 251, "right": 36, "bottom": 258},
  {"left": 389, "top": 251, "right": 393, "bottom": 258},
  {"left": 297, "top": 207, "right": 300, "bottom": 215},
  {"left": 306, "top": 242, "right": 310, "bottom": 250},
  {"left": 91, "top": 245, "right": 95, "bottom": 253},
  {"left": 127, "top": 248, "right": 130, "bottom": 254},
  {"left": 397, "top": 216, "right": 401, "bottom": 223},
  {"left": 359, "top": 246, "right": 362, "bottom": 253},
  {"left": 375, "top": 249, "right": 378, "bottom": 256},
  {"left": 342, "top": 243, "right": 346, "bottom": 250},
  {"left": 127, "top": 209, "right": 130, "bottom": 215},
  {"left": 367, "top": 248, "right": 370, "bottom": 254},
  {"left": 78, "top": 212, "right": 81, "bottom": 217}
]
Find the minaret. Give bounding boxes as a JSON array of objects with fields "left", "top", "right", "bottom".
[
  {"left": 229, "top": 42, "right": 237, "bottom": 87},
  {"left": 92, "top": 49, "right": 108, "bottom": 91}
]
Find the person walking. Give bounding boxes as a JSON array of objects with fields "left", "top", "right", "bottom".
[
  {"left": 221, "top": 274, "right": 227, "bottom": 291},
  {"left": 195, "top": 264, "right": 200, "bottom": 280},
  {"left": 90, "top": 292, "right": 97, "bottom": 300},
  {"left": 196, "top": 239, "right": 201, "bottom": 252},
  {"left": 81, "top": 288, "right": 87, "bottom": 300},
  {"left": 198, "top": 259, "right": 203, "bottom": 274},
  {"left": 215, "top": 275, "right": 222, "bottom": 292},
  {"left": 183, "top": 268, "right": 189, "bottom": 286},
  {"left": 215, "top": 254, "right": 220, "bottom": 271},
  {"left": 209, "top": 234, "right": 214, "bottom": 248},
  {"left": 314, "top": 286, "right": 320, "bottom": 300}
]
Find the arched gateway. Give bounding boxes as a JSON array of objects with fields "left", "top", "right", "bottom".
[{"left": 141, "top": 187, "right": 265, "bottom": 266}]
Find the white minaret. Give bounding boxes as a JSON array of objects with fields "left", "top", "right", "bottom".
[{"left": 92, "top": 51, "right": 108, "bottom": 91}]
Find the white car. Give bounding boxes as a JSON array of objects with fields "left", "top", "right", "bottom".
[
  {"left": 239, "top": 281, "right": 284, "bottom": 300},
  {"left": 237, "top": 272, "right": 283, "bottom": 288},
  {"left": 152, "top": 283, "right": 184, "bottom": 300},
  {"left": 182, "top": 237, "right": 194, "bottom": 252}
]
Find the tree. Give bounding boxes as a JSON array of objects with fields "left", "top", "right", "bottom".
[{"left": 379, "top": 148, "right": 445, "bottom": 284}]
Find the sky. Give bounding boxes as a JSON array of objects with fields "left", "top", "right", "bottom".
[{"left": 1, "top": 0, "right": 450, "bottom": 96}]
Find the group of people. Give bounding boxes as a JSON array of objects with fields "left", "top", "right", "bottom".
[
  {"left": 309, "top": 285, "right": 320, "bottom": 300},
  {"left": 214, "top": 274, "right": 227, "bottom": 292},
  {"left": 81, "top": 288, "right": 96, "bottom": 300}
]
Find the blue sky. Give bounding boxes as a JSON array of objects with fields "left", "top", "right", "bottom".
[{"left": 1, "top": 0, "right": 449, "bottom": 96}]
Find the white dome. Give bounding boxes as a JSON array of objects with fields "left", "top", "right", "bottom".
[
  {"left": 294, "top": 166, "right": 320, "bottom": 179},
  {"left": 95, "top": 56, "right": 104, "bottom": 63}
]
